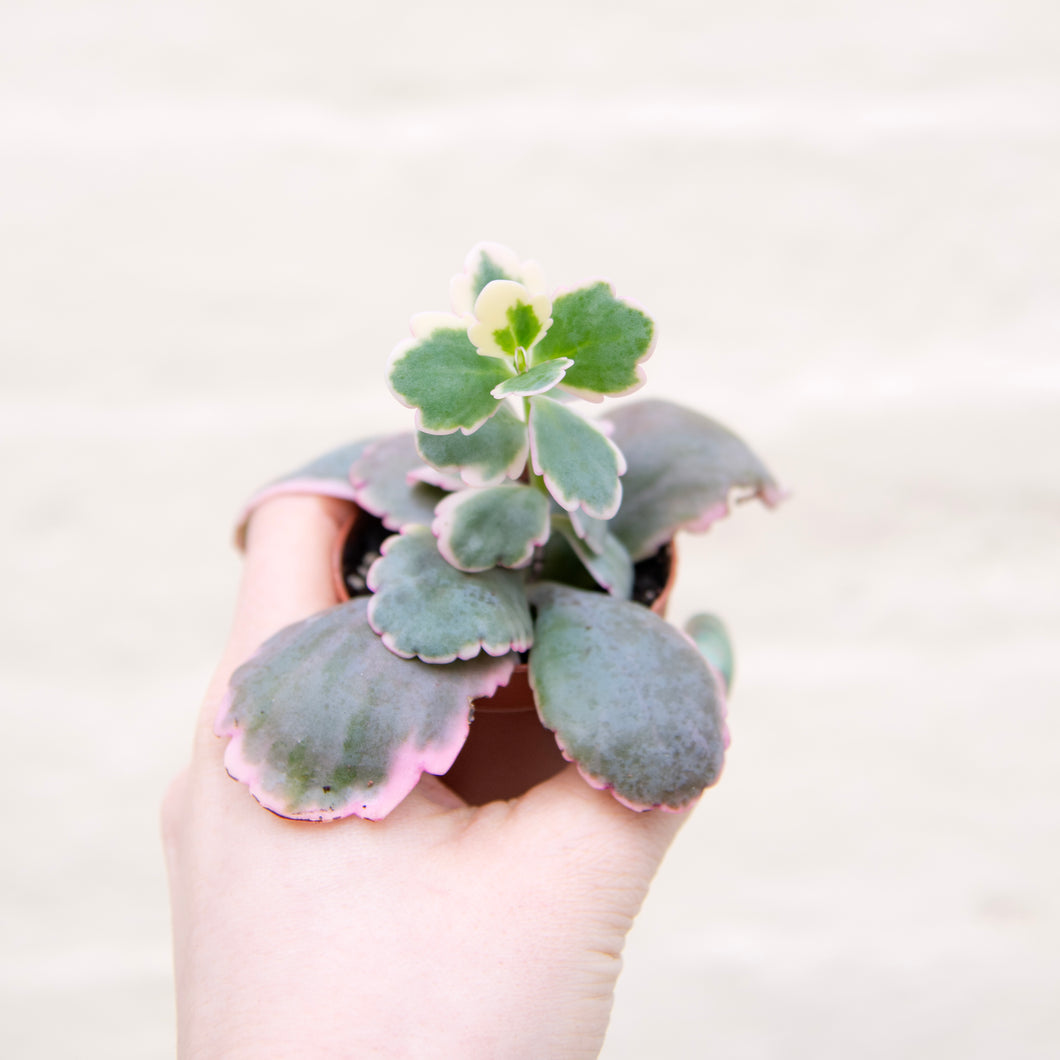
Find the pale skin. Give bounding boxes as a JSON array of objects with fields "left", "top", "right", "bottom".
[{"left": 163, "top": 495, "right": 692, "bottom": 1059}]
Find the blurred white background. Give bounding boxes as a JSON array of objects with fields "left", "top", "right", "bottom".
[{"left": 2, "top": 1, "right": 1058, "bottom": 1056}]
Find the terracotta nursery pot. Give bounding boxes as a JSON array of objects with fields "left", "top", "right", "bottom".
[
  {"left": 331, "top": 507, "right": 677, "bottom": 805},
  {"left": 218, "top": 244, "right": 779, "bottom": 824}
]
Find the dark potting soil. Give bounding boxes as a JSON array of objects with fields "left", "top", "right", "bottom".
[
  {"left": 340, "top": 510, "right": 673, "bottom": 608},
  {"left": 340, "top": 511, "right": 393, "bottom": 597}
]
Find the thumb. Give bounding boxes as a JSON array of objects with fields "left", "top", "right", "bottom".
[
  {"left": 517, "top": 763, "right": 695, "bottom": 875},
  {"left": 195, "top": 494, "right": 355, "bottom": 757}
]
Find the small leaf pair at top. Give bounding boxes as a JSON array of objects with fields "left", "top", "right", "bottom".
[
  {"left": 469, "top": 279, "right": 574, "bottom": 400},
  {"left": 349, "top": 433, "right": 447, "bottom": 531},
  {"left": 367, "top": 526, "right": 533, "bottom": 663},
  {"left": 528, "top": 583, "right": 727, "bottom": 812},
  {"left": 533, "top": 281, "right": 655, "bottom": 401},
  {"left": 433, "top": 484, "right": 551, "bottom": 573},
  {"left": 469, "top": 280, "right": 552, "bottom": 361},
  {"left": 606, "top": 399, "right": 784, "bottom": 560},
  {"left": 529, "top": 395, "right": 625, "bottom": 520},
  {"left": 388, "top": 314, "right": 513, "bottom": 435},
  {"left": 217, "top": 597, "right": 516, "bottom": 821},
  {"left": 491, "top": 358, "right": 573, "bottom": 399}
]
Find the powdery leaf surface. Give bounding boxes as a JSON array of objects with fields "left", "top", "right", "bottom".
[
  {"left": 607, "top": 398, "right": 783, "bottom": 560},
  {"left": 367, "top": 526, "right": 533, "bottom": 662},
  {"left": 528, "top": 583, "right": 727, "bottom": 811},
  {"left": 217, "top": 598, "right": 517, "bottom": 821},
  {"left": 415, "top": 403, "right": 528, "bottom": 487},
  {"left": 528, "top": 395, "right": 625, "bottom": 519},
  {"left": 433, "top": 484, "right": 551, "bottom": 572},
  {"left": 350, "top": 433, "right": 447, "bottom": 531}
]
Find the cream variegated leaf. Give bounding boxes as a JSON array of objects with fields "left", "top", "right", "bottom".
[{"left": 434, "top": 485, "right": 551, "bottom": 572}]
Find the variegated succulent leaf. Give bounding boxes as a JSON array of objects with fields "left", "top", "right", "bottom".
[
  {"left": 450, "top": 242, "right": 547, "bottom": 315},
  {"left": 387, "top": 314, "right": 513, "bottom": 435},
  {"left": 553, "top": 515, "right": 633, "bottom": 599},
  {"left": 234, "top": 437, "right": 378, "bottom": 549},
  {"left": 469, "top": 280, "right": 553, "bottom": 361},
  {"left": 569, "top": 507, "right": 610, "bottom": 552},
  {"left": 607, "top": 399, "right": 783, "bottom": 561},
  {"left": 433, "top": 485, "right": 551, "bottom": 572},
  {"left": 366, "top": 526, "right": 533, "bottom": 662},
  {"left": 407, "top": 464, "right": 465, "bottom": 492},
  {"left": 531, "top": 282, "right": 655, "bottom": 401},
  {"left": 528, "top": 583, "right": 727, "bottom": 811},
  {"left": 529, "top": 395, "right": 626, "bottom": 519},
  {"left": 491, "top": 357, "right": 573, "bottom": 399},
  {"left": 217, "top": 597, "right": 517, "bottom": 821},
  {"left": 415, "top": 402, "right": 528, "bottom": 487},
  {"left": 349, "top": 433, "right": 448, "bottom": 531},
  {"left": 684, "top": 613, "right": 735, "bottom": 693}
]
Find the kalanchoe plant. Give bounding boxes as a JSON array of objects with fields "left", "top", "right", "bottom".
[{"left": 219, "top": 243, "right": 782, "bottom": 821}]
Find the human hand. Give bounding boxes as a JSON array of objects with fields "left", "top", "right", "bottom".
[{"left": 163, "top": 495, "right": 692, "bottom": 1059}]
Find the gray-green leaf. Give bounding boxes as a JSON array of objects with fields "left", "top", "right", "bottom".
[
  {"left": 367, "top": 526, "right": 533, "bottom": 662},
  {"left": 529, "top": 395, "right": 625, "bottom": 519},
  {"left": 607, "top": 399, "right": 783, "bottom": 560},
  {"left": 554, "top": 515, "right": 633, "bottom": 599},
  {"left": 350, "top": 433, "right": 447, "bottom": 531},
  {"left": 218, "top": 598, "right": 516, "bottom": 821},
  {"left": 528, "top": 583, "right": 727, "bottom": 811},
  {"left": 415, "top": 403, "right": 528, "bottom": 487},
  {"left": 434, "top": 485, "right": 551, "bottom": 572}
]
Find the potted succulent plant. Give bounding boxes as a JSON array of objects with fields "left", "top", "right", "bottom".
[{"left": 219, "top": 243, "right": 781, "bottom": 821}]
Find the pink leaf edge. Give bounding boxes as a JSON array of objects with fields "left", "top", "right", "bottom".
[{"left": 215, "top": 652, "right": 516, "bottom": 821}]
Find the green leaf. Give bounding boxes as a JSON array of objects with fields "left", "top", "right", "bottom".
[
  {"left": 528, "top": 583, "right": 727, "bottom": 811},
  {"left": 684, "top": 613, "right": 735, "bottom": 693},
  {"left": 553, "top": 516, "right": 633, "bottom": 598},
  {"left": 434, "top": 485, "right": 551, "bottom": 572},
  {"left": 606, "top": 399, "right": 783, "bottom": 560},
  {"left": 528, "top": 395, "right": 625, "bottom": 519},
  {"left": 491, "top": 358, "right": 573, "bottom": 399},
  {"left": 350, "top": 433, "right": 447, "bottom": 531},
  {"left": 532, "top": 282, "right": 655, "bottom": 399},
  {"left": 415, "top": 403, "right": 528, "bottom": 487},
  {"left": 388, "top": 318, "right": 513, "bottom": 434},
  {"left": 217, "top": 598, "right": 517, "bottom": 821},
  {"left": 367, "top": 526, "right": 533, "bottom": 662}
]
